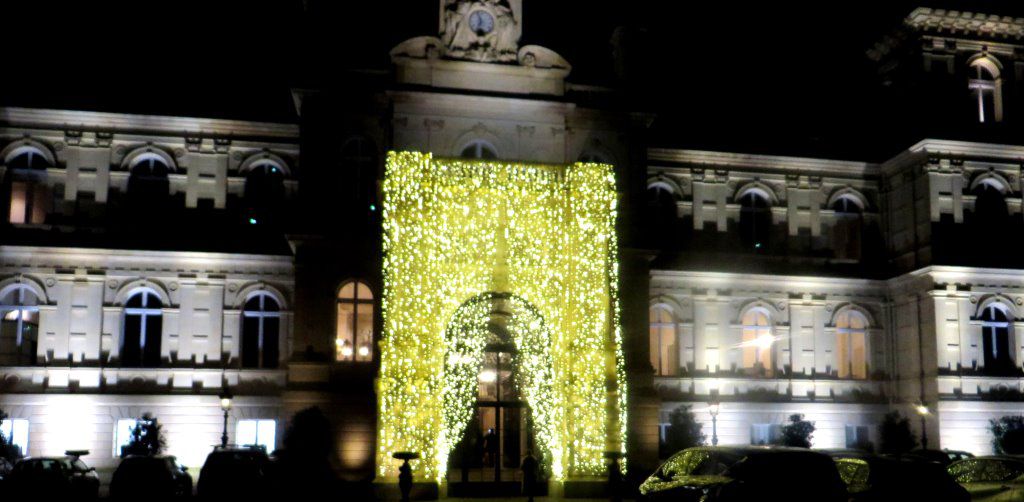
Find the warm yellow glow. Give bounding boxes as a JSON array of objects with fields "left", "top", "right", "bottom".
[
  {"left": 220, "top": 398, "right": 232, "bottom": 411},
  {"left": 478, "top": 369, "right": 497, "bottom": 383},
  {"left": 915, "top": 404, "right": 930, "bottom": 416},
  {"left": 377, "top": 152, "right": 625, "bottom": 482}
]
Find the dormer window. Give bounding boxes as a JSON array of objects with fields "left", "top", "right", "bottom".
[{"left": 969, "top": 57, "right": 1002, "bottom": 123}]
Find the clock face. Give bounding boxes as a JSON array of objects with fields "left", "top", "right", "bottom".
[{"left": 468, "top": 9, "right": 495, "bottom": 36}]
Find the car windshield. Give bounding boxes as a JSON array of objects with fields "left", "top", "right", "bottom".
[
  {"left": 662, "top": 449, "right": 743, "bottom": 478},
  {"left": 950, "top": 459, "right": 1024, "bottom": 483},
  {"left": 62, "top": 459, "right": 90, "bottom": 472}
]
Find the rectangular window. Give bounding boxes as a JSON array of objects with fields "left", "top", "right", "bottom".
[
  {"left": 236, "top": 419, "right": 276, "bottom": 451},
  {"left": 845, "top": 425, "right": 870, "bottom": 448},
  {"left": 113, "top": 418, "right": 140, "bottom": 457},
  {"left": 659, "top": 422, "right": 670, "bottom": 442},
  {"left": 0, "top": 418, "right": 29, "bottom": 456},
  {"left": 750, "top": 423, "right": 782, "bottom": 445}
]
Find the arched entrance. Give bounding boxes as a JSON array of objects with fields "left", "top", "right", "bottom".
[{"left": 444, "top": 292, "right": 552, "bottom": 495}]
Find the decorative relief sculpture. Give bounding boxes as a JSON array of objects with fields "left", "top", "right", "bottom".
[{"left": 440, "top": 0, "right": 520, "bottom": 62}]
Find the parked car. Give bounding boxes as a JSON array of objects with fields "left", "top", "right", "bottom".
[
  {"left": 901, "top": 448, "right": 974, "bottom": 467},
  {"left": 829, "top": 451, "right": 969, "bottom": 501},
  {"left": 640, "top": 446, "right": 847, "bottom": 502},
  {"left": 110, "top": 454, "right": 192, "bottom": 500},
  {"left": 948, "top": 456, "right": 1024, "bottom": 501},
  {"left": 5, "top": 450, "right": 100, "bottom": 499},
  {"left": 197, "top": 445, "right": 270, "bottom": 499},
  {"left": 0, "top": 456, "right": 13, "bottom": 487}
]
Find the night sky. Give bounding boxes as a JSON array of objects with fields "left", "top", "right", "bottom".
[{"left": 6, "top": 0, "right": 1024, "bottom": 160}]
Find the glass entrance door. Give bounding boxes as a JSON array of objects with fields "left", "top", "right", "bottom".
[{"left": 449, "top": 342, "right": 532, "bottom": 485}]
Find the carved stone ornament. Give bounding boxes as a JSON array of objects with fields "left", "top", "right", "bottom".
[
  {"left": 108, "top": 280, "right": 119, "bottom": 289},
  {"left": 970, "top": 296, "right": 978, "bottom": 304},
  {"left": 44, "top": 278, "right": 56, "bottom": 287},
  {"left": 440, "top": 0, "right": 521, "bottom": 63}
]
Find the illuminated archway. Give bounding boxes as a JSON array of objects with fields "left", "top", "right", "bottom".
[
  {"left": 441, "top": 292, "right": 556, "bottom": 476},
  {"left": 377, "top": 151, "right": 625, "bottom": 482}
]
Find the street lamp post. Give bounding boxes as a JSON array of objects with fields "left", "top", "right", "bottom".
[
  {"left": 709, "top": 401, "right": 721, "bottom": 446},
  {"left": 915, "top": 403, "right": 930, "bottom": 450},
  {"left": 219, "top": 387, "right": 233, "bottom": 447}
]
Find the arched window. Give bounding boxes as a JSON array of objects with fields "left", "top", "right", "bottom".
[
  {"left": 835, "top": 309, "right": 868, "bottom": 379},
  {"left": 578, "top": 151, "right": 611, "bottom": 165},
  {"left": 126, "top": 153, "right": 171, "bottom": 204},
  {"left": 5, "top": 146, "right": 52, "bottom": 225},
  {"left": 969, "top": 58, "right": 1002, "bottom": 123},
  {"left": 980, "top": 304, "right": 1014, "bottom": 374},
  {"left": 741, "top": 308, "right": 774, "bottom": 377},
  {"left": 122, "top": 290, "right": 163, "bottom": 367},
  {"left": 832, "top": 195, "right": 864, "bottom": 261},
  {"left": 649, "top": 305, "right": 678, "bottom": 376},
  {"left": 341, "top": 136, "right": 378, "bottom": 214},
  {"left": 243, "top": 160, "right": 285, "bottom": 225},
  {"left": 738, "top": 189, "right": 772, "bottom": 252},
  {"left": 0, "top": 286, "right": 40, "bottom": 365},
  {"left": 336, "top": 281, "right": 373, "bottom": 362},
  {"left": 241, "top": 293, "right": 281, "bottom": 369},
  {"left": 459, "top": 140, "right": 498, "bottom": 160},
  {"left": 972, "top": 179, "right": 1009, "bottom": 224}
]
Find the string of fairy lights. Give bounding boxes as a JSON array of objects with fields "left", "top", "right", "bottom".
[{"left": 377, "top": 151, "right": 625, "bottom": 482}]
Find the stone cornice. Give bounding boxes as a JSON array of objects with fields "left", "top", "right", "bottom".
[
  {"left": 0, "top": 107, "right": 299, "bottom": 141},
  {"left": 647, "top": 148, "right": 878, "bottom": 177},
  {"left": 906, "top": 7, "right": 1024, "bottom": 41}
]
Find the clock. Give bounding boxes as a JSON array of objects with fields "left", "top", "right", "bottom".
[{"left": 468, "top": 9, "right": 495, "bottom": 36}]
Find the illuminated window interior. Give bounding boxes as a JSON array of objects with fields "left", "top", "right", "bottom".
[
  {"left": 0, "top": 418, "right": 29, "bottom": 456},
  {"left": 236, "top": 419, "right": 276, "bottom": 451},
  {"left": 113, "top": 418, "right": 141, "bottom": 457},
  {"left": 649, "top": 305, "right": 678, "bottom": 376},
  {"left": 836, "top": 309, "right": 868, "bottom": 379},
  {"left": 741, "top": 308, "right": 773, "bottom": 377},
  {"left": 336, "top": 281, "right": 374, "bottom": 362}
]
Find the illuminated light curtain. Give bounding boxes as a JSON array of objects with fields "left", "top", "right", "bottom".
[
  {"left": 836, "top": 309, "right": 868, "bottom": 380},
  {"left": 741, "top": 309, "right": 773, "bottom": 377},
  {"left": 649, "top": 306, "right": 678, "bottom": 376},
  {"left": 377, "top": 152, "right": 624, "bottom": 481}
]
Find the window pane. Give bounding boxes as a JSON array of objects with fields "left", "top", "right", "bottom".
[
  {"left": 851, "top": 332, "right": 866, "bottom": 379},
  {"left": 113, "top": 419, "right": 139, "bottom": 457},
  {"left": 143, "top": 315, "right": 162, "bottom": 367},
  {"left": 356, "top": 282, "right": 372, "bottom": 300},
  {"left": 256, "top": 420, "right": 276, "bottom": 451},
  {"left": 339, "top": 283, "right": 355, "bottom": 299},
  {"left": 336, "top": 301, "right": 355, "bottom": 361},
  {"left": 122, "top": 315, "right": 142, "bottom": 367},
  {"left": 355, "top": 303, "right": 373, "bottom": 361},
  {"left": 30, "top": 184, "right": 49, "bottom": 224},
  {"left": 9, "top": 182, "right": 27, "bottom": 224},
  {"left": 263, "top": 317, "right": 280, "bottom": 368},
  {"left": 241, "top": 318, "right": 261, "bottom": 368},
  {"left": 237, "top": 420, "right": 257, "bottom": 446},
  {"left": 1, "top": 419, "right": 29, "bottom": 457}
]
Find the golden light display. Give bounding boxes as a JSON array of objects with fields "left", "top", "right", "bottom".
[{"left": 377, "top": 151, "right": 626, "bottom": 482}]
